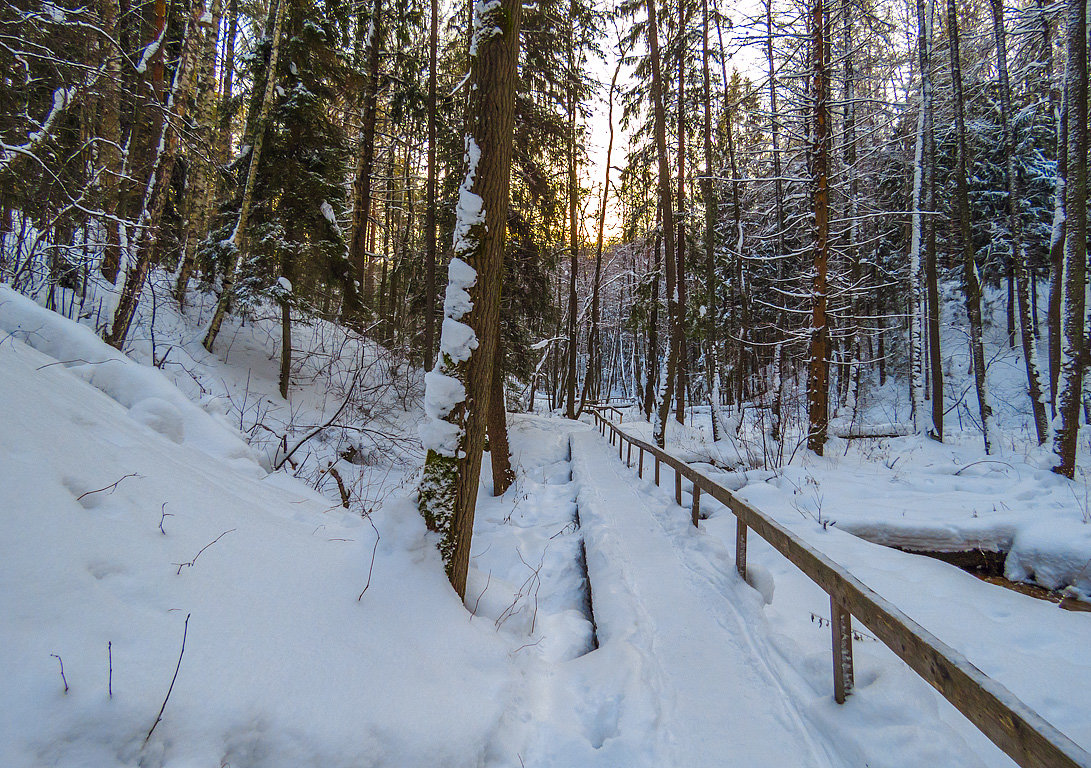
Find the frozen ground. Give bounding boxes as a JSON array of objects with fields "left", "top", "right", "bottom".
[{"left": 2, "top": 278, "right": 1089, "bottom": 766}]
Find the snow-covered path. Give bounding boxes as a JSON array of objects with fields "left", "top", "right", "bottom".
[{"left": 569, "top": 429, "right": 844, "bottom": 767}]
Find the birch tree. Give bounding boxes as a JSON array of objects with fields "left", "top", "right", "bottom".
[{"left": 202, "top": 0, "right": 286, "bottom": 352}]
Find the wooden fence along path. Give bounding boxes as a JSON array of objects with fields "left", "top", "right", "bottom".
[{"left": 590, "top": 411, "right": 1091, "bottom": 768}]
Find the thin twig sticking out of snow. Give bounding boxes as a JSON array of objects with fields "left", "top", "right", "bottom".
[
  {"left": 173, "top": 529, "right": 235, "bottom": 574},
  {"left": 356, "top": 517, "right": 381, "bottom": 601},
  {"left": 158, "top": 503, "right": 172, "bottom": 535},
  {"left": 144, "top": 613, "right": 189, "bottom": 745},
  {"left": 50, "top": 653, "right": 68, "bottom": 693},
  {"left": 76, "top": 473, "right": 140, "bottom": 501}
]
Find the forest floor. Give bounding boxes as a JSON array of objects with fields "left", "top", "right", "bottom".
[{"left": 1, "top": 277, "right": 1089, "bottom": 767}]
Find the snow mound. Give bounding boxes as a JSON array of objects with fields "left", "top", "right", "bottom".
[
  {"left": 0, "top": 285, "right": 265, "bottom": 474},
  {"left": 0, "top": 330, "right": 511, "bottom": 767}
]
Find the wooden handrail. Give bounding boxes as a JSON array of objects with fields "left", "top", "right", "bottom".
[
  {"left": 587, "top": 403, "right": 624, "bottom": 423},
  {"left": 591, "top": 412, "right": 1091, "bottom": 768}
]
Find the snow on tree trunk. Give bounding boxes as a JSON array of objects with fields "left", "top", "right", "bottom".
[
  {"left": 1052, "top": 0, "right": 1087, "bottom": 477},
  {"left": 418, "top": 0, "right": 520, "bottom": 597},
  {"left": 990, "top": 0, "right": 1050, "bottom": 445},
  {"left": 946, "top": 0, "right": 995, "bottom": 454},
  {"left": 647, "top": 0, "right": 677, "bottom": 449},
  {"left": 202, "top": 0, "right": 286, "bottom": 352},
  {"left": 107, "top": 0, "right": 210, "bottom": 349},
  {"left": 908, "top": 0, "right": 930, "bottom": 434}
]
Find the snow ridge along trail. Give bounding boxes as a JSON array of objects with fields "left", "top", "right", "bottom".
[{"left": 570, "top": 428, "right": 845, "bottom": 768}]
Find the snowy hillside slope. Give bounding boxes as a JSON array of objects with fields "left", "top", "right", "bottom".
[{"left": 0, "top": 311, "right": 511, "bottom": 767}]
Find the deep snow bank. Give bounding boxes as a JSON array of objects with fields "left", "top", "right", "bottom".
[{"left": 0, "top": 322, "right": 511, "bottom": 767}]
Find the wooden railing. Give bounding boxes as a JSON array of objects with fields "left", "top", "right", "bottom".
[
  {"left": 586, "top": 403, "right": 624, "bottom": 423},
  {"left": 591, "top": 412, "right": 1090, "bottom": 768}
]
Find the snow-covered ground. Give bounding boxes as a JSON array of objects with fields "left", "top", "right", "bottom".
[{"left": 2, "top": 276, "right": 1089, "bottom": 766}]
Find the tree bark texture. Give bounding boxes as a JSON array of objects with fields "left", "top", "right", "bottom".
[
  {"left": 990, "top": 0, "right": 1050, "bottom": 445},
  {"left": 807, "top": 0, "right": 830, "bottom": 455},
  {"left": 417, "top": 0, "right": 520, "bottom": 597},
  {"left": 1052, "top": 0, "right": 1086, "bottom": 477},
  {"left": 648, "top": 0, "right": 677, "bottom": 448},
  {"left": 946, "top": 0, "right": 994, "bottom": 454}
]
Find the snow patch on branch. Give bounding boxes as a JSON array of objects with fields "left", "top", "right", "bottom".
[
  {"left": 136, "top": 25, "right": 168, "bottom": 74},
  {"left": 0, "top": 85, "right": 77, "bottom": 173}
]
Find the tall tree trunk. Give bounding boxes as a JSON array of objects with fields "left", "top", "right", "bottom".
[
  {"left": 807, "top": 0, "right": 831, "bottom": 455},
  {"left": 924, "top": 16, "right": 943, "bottom": 441},
  {"left": 765, "top": 0, "right": 785, "bottom": 260},
  {"left": 908, "top": 0, "right": 932, "bottom": 433},
  {"left": 423, "top": 0, "right": 438, "bottom": 364},
  {"left": 202, "top": 0, "right": 286, "bottom": 351},
  {"left": 98, "top": 0, "right": 123, "bottom": 283},
  {"left": 842, "top": 0, "right": 864, "bottom": 418},
  {"left": 107, "top": 0, "right": 211, "bottom": 348},
  {"left": 1052, "top": 0, "right": 1086, "bottom": 477},
  {"left": 565, "top": 0, "right": 579, "bottom": 419},
  {"left": 1046, "top": 0, "right": 1066, "bottom": 414},
  {"left": 214, "top": 0, "right": 238, "bottom": 168},
  {"left": 702, "top": 0, "right": 724, "bottom": 442},
  {"left": 946, "top": 0, "right": 994, "bottom": 454},
  {"left": 673, "top": 0, "right": 689, "bottom": 426},
  {"left": 648, "top": 0, "right": 677, "bottom": 448},
  {"left": 714, "top": 11, "right": 746, "bottom": 413},
  {"left": 417, "top": 0, "right": 520, "bottom": 597},
  {"left": 176, "top": 0, "right": 225, "bottom": 306},
  {"left": 990, "top": 0, "right": 1050, "bottom": 444},
  {"left": 348, "top": 0, "right": 384, "bottom": 316}
]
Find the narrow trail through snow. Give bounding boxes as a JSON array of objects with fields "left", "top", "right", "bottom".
[{"left": 548, "top": 427, "right": 847, "bottom": 767}]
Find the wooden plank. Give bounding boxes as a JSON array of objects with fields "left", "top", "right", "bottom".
[
  {"left": 735, "top": 519, "right": 747, "bottom": 580},
  {"left": 831, "top": 597, "right": 854, "bottom": 704}
]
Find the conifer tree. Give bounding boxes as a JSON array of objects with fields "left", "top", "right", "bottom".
[{"left": 418, "top": 0, "right": 521, "bottom": 597}]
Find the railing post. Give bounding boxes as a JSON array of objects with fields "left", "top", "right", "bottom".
[
  {"left": 626, "top": 442, "right": 632, "bottom": 467},
  {"left": 654, "top": 456, "right": 660, "bottom": 486},
  {"left": 675, "top": 469, "right": 682, "bottom": 506},
  {"left": 638, "top": 448, "right": 644, "bottom": 478},
  {"left": 831, "top": 597, "right": 855, "bottom": 704},
  {"left": 691, "top": 485, "right": 700, "bottom": 527},
  {"left": 619, "top": 435, "right": 624, "bottom": 460},
  {"left": 735, "top": 519, "right": 747, "bottom": 580}
]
